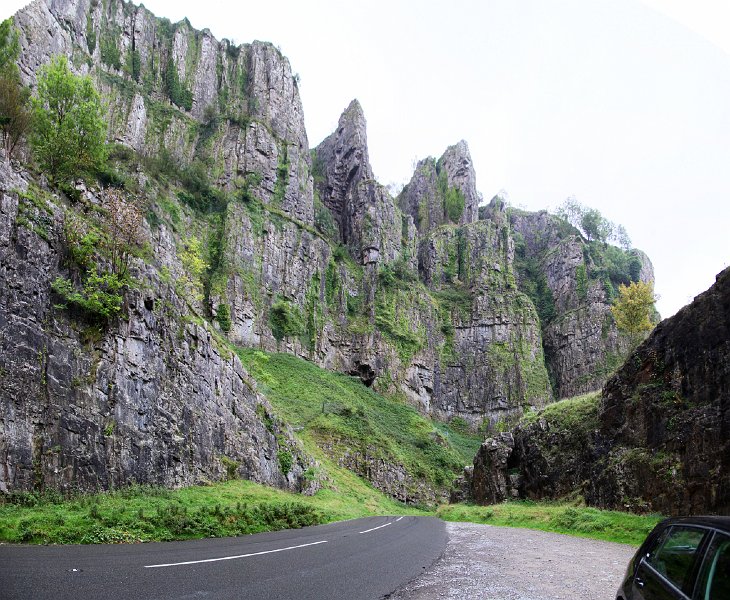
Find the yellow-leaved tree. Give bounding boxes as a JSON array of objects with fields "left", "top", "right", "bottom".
[{"left": 611, "top": 281, "right": 657, "bottom": 340}]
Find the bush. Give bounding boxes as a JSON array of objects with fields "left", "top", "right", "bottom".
[
  {"left": 177, "top": 159, "right": 225, "bottom": 213},
  {"left": 437, "top": 168, "right": 465, "bottom": 224},
  {"left": 216, "top": 303, "right": 232, "bottom": 333},
  {"left": 278, "top": 450, "right": 293, "bottom": 474},
  {"left": 269, "top": 298, "right": 305, "bottom": 341},
  {"left": 163, "top": 57, "right": 192, "bottom": 111},
  {"left": 314, "top": 194, "right": 338, "bottom": 240},
  {"left": 53, "top": 190, "right": 145, "bottom": 321},
  {"left": 576, "top": 264, "right": 588, "bottom": 301},
  {"left": 100, "top": 34, "right": 121, "bottom": 70},
  {"left": 220, "top": 456, "right": 238, "bottom": 480},
  {"left": 52, "top": 270, "right": 125, "bottom": 320},
  {"left": 449, "top": 416, "right": 469, "bottom": 434}
]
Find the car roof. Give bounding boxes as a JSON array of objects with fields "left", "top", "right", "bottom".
[{"left": 660, "top": 516, "right": 730, "bottom": 533}]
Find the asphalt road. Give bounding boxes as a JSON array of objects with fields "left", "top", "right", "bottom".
[{"left": 0, "top": 516, "right": 446, "bottom": 600}]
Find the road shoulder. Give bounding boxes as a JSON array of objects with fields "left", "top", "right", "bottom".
[{"left": 387, "top": 522, "right": 636, "bottom": 600}]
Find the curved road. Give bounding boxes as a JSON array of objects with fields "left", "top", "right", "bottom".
[{"left": 0, "top": 516, "right": 446, "bottom": 599}]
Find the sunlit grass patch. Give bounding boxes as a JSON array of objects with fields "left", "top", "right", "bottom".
[{"left": 439, "top": 501, "right": 663, "bottom": 545}]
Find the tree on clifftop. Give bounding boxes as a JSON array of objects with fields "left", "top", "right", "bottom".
[
  {"left": 30, "top": 55, "right": 107, "bottom": 182},
  {"left": 556, "top": 197, "right": 631, "bottom": 248}
]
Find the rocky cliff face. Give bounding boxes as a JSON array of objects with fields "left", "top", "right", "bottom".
[
  {"left": 508, "top": 205, "right": 654, "bottom": 398},
  {"left": 313, "top": 99, "right": 402, "bottom": 263},
  {"left": 1, "top": 0, "right": 658, "bottom": 499},
  {"left": 471, "top": 267, "right": 730, "bottom": 515},
  {"left": 595, "top": 266, "right": 730, "bottom": 514},
  {"left": 15, "top": 0, "right": 313, "bottom": 222},
  {"left": 0, "top": 162, "right": 315, "bottom": 494}
]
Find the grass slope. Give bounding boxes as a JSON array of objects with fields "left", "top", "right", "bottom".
[
  {"left": 236, "top": 350, "right": 479, "bottom": 491},
  {"left": 521, "top": 390, "right": 600, "bottom": 429}
]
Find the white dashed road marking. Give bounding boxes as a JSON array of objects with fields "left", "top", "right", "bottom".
[
  {"left": 359, "top": 522, "right": 392, "bottom": 534},
  {"left": 144, "top": 540, "right": 328, "bottom": 568},
  {"left": 146, "top": 517, "right": 405, "bottom": 568}
]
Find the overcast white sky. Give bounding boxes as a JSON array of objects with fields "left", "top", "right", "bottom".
[{"left": 4, "top": 0, "right": 730, "bottom": 318}]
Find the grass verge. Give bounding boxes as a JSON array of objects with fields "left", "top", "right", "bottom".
[
  {"left": 439, "top": 501, "right": 663, "bottom": 546},
  {"left": 1, "top": 486, "right": 663, "bottom": 546},
  {"left": 0, "top": 478, "right": 424, "bottom": 545}
]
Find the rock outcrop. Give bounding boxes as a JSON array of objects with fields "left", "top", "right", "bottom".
[
  {"left": 313, "top": 99, "right": 401, "bottom": 264},
  {"left": 471, "top": 433, "right": 517, "bottom": 504},
  {"left": 398, "top": 141, "right": 478, "bottom": 235},
  {"left": 594, "top": 266, "right": 730, "bottom": 514},
  {"left": 471, "top": 267, "right": 730, "bottom": 515},
  {"left": 508, "top": 204, "right": 654, "bottom": 398}
]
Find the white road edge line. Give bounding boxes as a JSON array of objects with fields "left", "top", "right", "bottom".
[
  {"left": 359, "top": 522, "right": 392, "bottom": 534},
  {"left": 144, "top": 540, "right": 328, "bottom": 568},
  {"left": 395, "top": 516, "right": 404, "bottom": 522}
]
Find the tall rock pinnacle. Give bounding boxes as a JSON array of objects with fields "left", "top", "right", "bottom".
[{"left": 313, "top": 100, "right": 400, "bottom": 264}]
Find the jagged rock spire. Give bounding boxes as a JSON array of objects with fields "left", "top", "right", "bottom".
[
  {"left": 312, "top": 100, "right": 400, "bottom": 264},
  {"left": 313, "top": 99, "right": 373, "bottom": 230}
]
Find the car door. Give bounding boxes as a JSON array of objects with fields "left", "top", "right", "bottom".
[
  {"left": 631, "top": 525, "right": 708, "bottom": 600},
  {"left": 693, "top": 531, "right": 730, "bottom": 600}
]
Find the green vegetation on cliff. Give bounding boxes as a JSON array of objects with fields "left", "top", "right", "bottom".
[
  {"left": 521, "top": 391, "right": 600, "bottom": 431},
  {"left": 237, "top": 350, "right": 480, "bottom": 492},
  {"left": 30, "top": 55, "right": 107, "bottom": 183}
]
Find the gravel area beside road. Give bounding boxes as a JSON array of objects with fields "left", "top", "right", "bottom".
[{"left": 387, "top": 522, "right": 636, "bottom": 600}]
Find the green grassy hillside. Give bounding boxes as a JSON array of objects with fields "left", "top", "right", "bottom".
[{"left": 236, "top": 350, "right": 481, "bottom": 496}]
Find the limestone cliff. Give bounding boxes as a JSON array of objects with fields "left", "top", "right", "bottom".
[
  {"left": 0, "top": 0, "right": 657, "bottom": 499},
  {"left": 398, "top": 140, "right": 479, "bottom": 234},
  {"left": 15, "top": 0, "right": 313, "bottom": 222},
  {"left": 312, "top": 118, "right": 552, "bottom": 428},
  {"left": 0, "top": 162, "right": 315, "bottom": 494},
  {"left": 471, "top": 267, "right": 730, "bottom": 515}
]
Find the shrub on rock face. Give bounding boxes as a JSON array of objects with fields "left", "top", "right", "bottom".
[
  {"left": 53, "top": 188, "right": 146, "bottom": 322},
  {"left": 269, "top": 298, "right": 305, "bottom": 341},
  {"left": 30, "top": 55, "right": 107, "bottom": 183},
  {"left": 611, "top": 280, "right": 656, "bottom": 336},
  {"left": 216, "top": 303, "right": 232, "bottom": 333}
]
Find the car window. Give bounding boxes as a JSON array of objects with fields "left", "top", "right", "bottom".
[
  {"left": 694, "top": 532, "right": 730, "bottom": 600},
  {"left": 647, "top": 525, "right": 706, "bottom": 591}
]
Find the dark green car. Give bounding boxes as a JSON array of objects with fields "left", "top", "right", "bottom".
[{"left": 617, "top": 516, "right": 730, "bottom": 600}]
